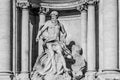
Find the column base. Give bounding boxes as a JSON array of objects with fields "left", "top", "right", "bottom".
[
  {"left": 96, "top": 71, "right": 120, "bottom": 80},
  {"left": 84, "top": 71, "right": 96, "bottom": 80},
  {"left": 0, "top": 73, "right": 13, "bottom": 80},
  {"left": 16, "top": 72, "right": 30, "bottom": 80},
  {"left": 0, "top": 76, "right": 12, "bottom": 80}
]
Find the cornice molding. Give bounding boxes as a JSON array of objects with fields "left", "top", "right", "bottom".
[{"left": 40, "top": 0, "right": 89, "bottom": 10}]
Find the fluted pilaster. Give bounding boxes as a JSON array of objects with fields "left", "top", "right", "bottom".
[{"left": 16, "top": 0, "right": 30, "bottom": 80}]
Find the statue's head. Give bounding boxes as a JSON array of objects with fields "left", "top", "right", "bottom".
[
  {"left": 72, "top": 45, "right": 82, "bottom": 56},
  {"left": 50, "top": 11, "right": 58, "bottom": 16},
  {"left": 50, "top": 11, "right": 59, "bottom": 21}
]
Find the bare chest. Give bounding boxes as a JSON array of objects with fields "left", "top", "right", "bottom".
[{"left": 47, "top": 23, "right": 60, "bottom": 32}]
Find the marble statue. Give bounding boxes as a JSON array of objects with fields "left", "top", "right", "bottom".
[{"left": 31, "top": 11, "right": 71, "bottom": 80}]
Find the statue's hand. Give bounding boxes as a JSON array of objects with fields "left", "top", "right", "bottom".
[{"left": 36, "top": 36, "right": 39, "bottom": 42}]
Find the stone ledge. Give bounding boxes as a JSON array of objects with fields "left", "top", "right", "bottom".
[{"left": 96, "top": 72, "right": 120, "bottom": 80}]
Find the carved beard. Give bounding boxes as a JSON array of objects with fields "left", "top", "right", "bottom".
[{"left": 51, "top": 19, "right": 58, "bottom": 26}]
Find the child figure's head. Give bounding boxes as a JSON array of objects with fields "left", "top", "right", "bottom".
[{"left": 72, "top": 45, "right": 82, "bottom": 56}]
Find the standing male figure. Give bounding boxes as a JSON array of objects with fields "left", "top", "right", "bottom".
[{"left": 36, "top": 11, "right": 69, "bottom": 76}]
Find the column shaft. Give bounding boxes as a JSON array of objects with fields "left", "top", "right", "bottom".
[
  {"left": 103, "top": 0, "right": 118, "bottom": 70},
  {"left": 13, "top": 0, "right": 17, "bottom": 73},
  {"left": 0, "top": 0, "right": 12, "bottom": 79},
  {"left": 29, "top": 23, "right": 33, "bottom": 71},
  {"left": 38, "top": 13, "right": 45, "bottom": 55},
  {"left": 0, "top": 0, "right": 11, "bottom": 71},
  {"left": 99, "top": 0, "right": 104, "bottom": 71},
  {"left": 80, "top": 9, "right": 87, "bottom": 59},
  {"left": 119, "top": 0, "right": 120, "bottom": 70},
  {"left": 21, "top": 8, "right": 29, "bottom": 72},
  {"left": 87, "top": 4, "right": 96, "bottom": 71}
]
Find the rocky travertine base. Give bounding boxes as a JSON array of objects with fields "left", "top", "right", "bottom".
[
  {"left": 84, "top": 72, "right": 96, "bottom": 80},
  {"left": 96, "top": 72, "right": 120, "bottom": 80},
  {"left": 16, "top": 73, "right": 30, "bottom": 80}
]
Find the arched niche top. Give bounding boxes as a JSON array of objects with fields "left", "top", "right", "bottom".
[{"left": 40, "top": 0, "right": 88, "bottom": 10}]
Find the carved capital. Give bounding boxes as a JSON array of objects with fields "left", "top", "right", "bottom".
[
  {"left": 77, "top": 4, "right": 87, "bottom": 12},
  {"left": 16, "top": 0, "right": 29, "bottom": 9},
  {"left": 39, "top": 7, "right": 49, "bottom": 14},
  {"left": 87, "top": 0, "right": 99, "bottom": 5}
]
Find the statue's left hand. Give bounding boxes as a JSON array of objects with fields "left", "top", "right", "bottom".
[{"left": 36, "top": 36, "right": 39, "bottom": 42}]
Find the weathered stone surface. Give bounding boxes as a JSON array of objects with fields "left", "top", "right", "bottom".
[{"left": 96, "top": 72, "right": 120, "bottom": 80}]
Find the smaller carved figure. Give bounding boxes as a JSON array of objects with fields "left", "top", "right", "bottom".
[{"left": 71, "top": 45, "right": 86, "bottom": 80}]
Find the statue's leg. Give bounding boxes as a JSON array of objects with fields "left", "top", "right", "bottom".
[
  {"left": 55, "top": 43, "right": 69, "bottom": 71},
  {"left": 43, "top": 43, "right": 57, "bottom": 74}
]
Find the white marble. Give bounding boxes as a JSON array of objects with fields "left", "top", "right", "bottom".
[
  {"left": 103, "top": 0, "right": 118, "bottom": 70},
  {"left": 80, "top": 9, "right": 87, "bottom": 60},
  {"left": 87, "top": 3, "right": 96, "bottom": 71}
]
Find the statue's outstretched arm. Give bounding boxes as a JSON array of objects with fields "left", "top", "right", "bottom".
[{"left": 36, "top": 23, "right": 48, "bottom": 42}]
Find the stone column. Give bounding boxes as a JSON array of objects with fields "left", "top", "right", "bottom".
[
  {"left": 97, "top": 0, "right": 120, "bottom": 80},
  {"left": 85, "top": 1, "right": 96, "bottom": 80},
  {"left": 118, "top": 0, "right": 120, "bottom": 73},
  {"left": 12, "top": 0, "right": 17, "bottom": 78},
  {"left": 0, "top": 0, "right": 12, "bottom": 80},
  {"left": 17, "top": 1, "right": 30, "bottom": 80},
  {"left": 98, "top": 0, "right": 104, "bottom": 72},
  {"left": 38, "top": 12, "right": 46, "bottom": 56},
  {"left": 29, "top": 23, "right": 33, "bottom": 72},
  {"left": 80, "top": 5, "right": 87, "bottom": 60}
]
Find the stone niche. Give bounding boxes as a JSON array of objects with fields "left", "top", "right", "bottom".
[{"left": 30, "top": 9, "right": 82, "bottom": 67}]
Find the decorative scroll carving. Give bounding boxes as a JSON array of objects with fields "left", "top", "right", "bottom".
[
  {"left": 76, "top": 0, "right": 99, "bottom": 13},
  {"left": 76, "top": 4, "right": 87, "bottom": 12},
  {"left": 39, "top": 7, "right": 49, "bottom": 14},
  {"left": 16, "top": 0, "right": 29, "bottom": 9},
  {"left": 87, "top": 0, "right": 99, "bottom": 5}
]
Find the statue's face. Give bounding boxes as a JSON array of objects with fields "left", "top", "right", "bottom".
[
  {"left": 51, "top": 14, "right": 57, "bottom": 21},
  {"left": 72, "top": 45, "right": 81, "bottom": 56}
]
